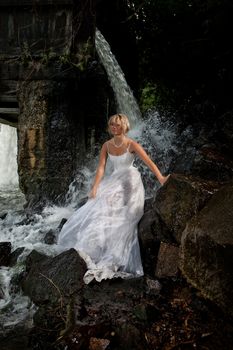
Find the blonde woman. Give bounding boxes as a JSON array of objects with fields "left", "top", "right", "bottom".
[{"left": 58, "top": 113, "right": 170, "bottom": 284}]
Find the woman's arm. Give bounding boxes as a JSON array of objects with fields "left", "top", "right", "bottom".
[
  {"left": 130, "top": 140, "right": 170, "bottom": 185},
  {"left": 89, "top": 142, "right": 108, "bottom": 198}
]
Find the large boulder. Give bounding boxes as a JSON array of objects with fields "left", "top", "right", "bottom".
[
  {"left": 139, "top": 174, "right": 219, "bottom": 277},
  {"left": 155, "top": 242, "right": 180, "bottom": 278},
  {"left": 154, "top": 174, "right": 219, "bottom": 243},
  {"left": 22, "top": 249, "right": 86, "bottom": 305},
  {"left": 138, "top": 209, "right": 173, "bottom": 277},
  {"left": 180, "top": 183, "right": 233, "bottom": 317}
]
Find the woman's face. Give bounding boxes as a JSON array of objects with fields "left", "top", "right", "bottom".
[{"left": 109, "top": 119, "right": 124, "bottom": 135}]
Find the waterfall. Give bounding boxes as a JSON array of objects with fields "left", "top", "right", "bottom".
[
  {"left": 0, "top": 123, "right": 19, "bottom": 188},
  {"left": 95, "top": 28, "right": 141, "bottom": 126}
]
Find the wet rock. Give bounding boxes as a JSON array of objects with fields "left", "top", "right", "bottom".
[
  {"left": 9, "top": 247, "right": 25, "bottom": 266},
  {"left": 74, "top": 196, "right": 88, "bottom": 210},
  {"left": 133, "top": 302, "right": 160, "bottom": 323},
  {"left": 114, "top": 322, "right": 146, "bottom": 350},
  {"left": 0, "top": 242, "right": 11, "bottom": 266},
  {"left": 138, "top": 211, "right": 161, "bottom": 277},
  {"left": 144, "top": 197, "right": 154, "bottom": 212},
  {"left": 154, "top": 174, "right": 219, "bottom": 243},
  {"left": 139, "top": 209, "right": 174, "bottom": 243},
  {"left": 58, "top": 218, "right": 67, "bottom": 230},
  {"left": 44, "top": 229, "right": 57, "bottom": 245},
  {"left": 180, "top": 182, "right": 233, "bottom": 317},
  {"left": 89, "top": 337, "right": 110, "bottom": 350},
  {"left": 24, "top": 250, "right": 47, "bottom": 270},
  {"left": 155, "top": 242, "right": 180, "bottom": 278},
  {"left": 22, "top": 248, "right": 87, "bottom": 305},
  {"left": 44, "top": 218, "right": 67, "bottom": 244},
  {"left": 138, "top": 209, "right": 173, "bottom": 277},
  {"left": 83, "top": 277, "right": 145, "bottom": 307},
  {"left": 0, "top": 286, "right": 4, "bottom": 299},
  {"left": 0, "top": 212, "right": 7, "bottom": 220},
  {"left": 145, "top": 278, "right": 162, "bottom": 296}
]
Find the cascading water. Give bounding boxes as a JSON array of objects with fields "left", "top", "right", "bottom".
[
  {"left": 0, "top": 29, "right": 180, "bottom": 333},
  {"left": 95, "top": 29, "right": 142, "bottom": 126}
]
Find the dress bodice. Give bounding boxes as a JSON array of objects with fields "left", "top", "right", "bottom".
[{"left": 108, "top": 151, "right": 135, "bottom": 172}]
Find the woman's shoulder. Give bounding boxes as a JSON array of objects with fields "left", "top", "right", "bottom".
[
  {"left": 126, "top": 137, "right": 140, "bottom": 147},
  {"left": 126, "top": 137, "right": 140, "bottom": 153},
  {"left": 102, "top": 139, "right": 114, "bottom": 153},
  {"left": 126, "top": 137, "right": 136, "bottom": 143},
  {"left": 103, "top": 139, "right": 113, "bottom": 148}
]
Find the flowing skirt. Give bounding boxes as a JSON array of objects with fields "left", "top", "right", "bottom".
[{"left": 57, "top": 166, "right": 145, "bottom": 284}]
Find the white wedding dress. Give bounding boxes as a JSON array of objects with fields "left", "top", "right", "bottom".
[{"left": 57, "top": 146, "right": 145, "bottom": 284}]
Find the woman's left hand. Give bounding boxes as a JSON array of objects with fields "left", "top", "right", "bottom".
[{"left": 160, "top": 174, "right": 171, "bottom": 186}]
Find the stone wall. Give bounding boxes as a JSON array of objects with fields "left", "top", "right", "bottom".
[
  {"left": 0, "top": 0, "right": 114, "bottom": 208},
  {"left": 17, "top": 78, "right": 85, "bottom": 206}
]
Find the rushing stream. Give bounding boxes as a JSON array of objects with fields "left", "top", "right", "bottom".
[{"left": 0, "top": 30, "right": 182, "bottom": 333}]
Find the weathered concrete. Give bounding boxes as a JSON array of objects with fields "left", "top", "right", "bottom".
[
  {"left": 17, "top": 78, "right": 85, "bottom": 205},
  {"left": 0, "top": 0, "right": 115, "bottom": 207}
]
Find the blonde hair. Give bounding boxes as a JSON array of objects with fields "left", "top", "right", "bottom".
[{"left": 107, "top": 113, "right": 130, "bottom": 134}]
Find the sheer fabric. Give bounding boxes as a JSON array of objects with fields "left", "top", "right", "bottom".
[{"left": 57, "top": 149, "right": 145, "bottom": 284}]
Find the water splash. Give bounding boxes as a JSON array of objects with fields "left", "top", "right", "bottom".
[
  {"left": 95, "top": 29, "right": 141, "bottom": 126},
  {"left": 0, "top": 265, "right": 35, "bottom": 329},
  {"left": 128, "top": 110, "right": 177, "bottom": 197}
]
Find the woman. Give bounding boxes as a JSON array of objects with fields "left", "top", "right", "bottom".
[{"left": 57, "top": 113, "right": 170, "bottom": 284}]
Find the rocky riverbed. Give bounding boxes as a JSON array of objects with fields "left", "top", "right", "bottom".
[{"left": 1, "top": 172, "right": 233, "bottom": 350}]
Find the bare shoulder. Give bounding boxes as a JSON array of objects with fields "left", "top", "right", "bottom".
[
  {"left": 100, "top": 141, "right": 109, "bottom": 153},
  {"left": 127, "top": 138, "right": 142, "bottom": 150},
  {"left": 102, "top": 140, "right": 110, "bottom": 148},
  {"left": 126, "top": 138, "right": 141, "bottom": 154},
  {"left": 126, "top": 137, "right": 137, "bottom": 145}
]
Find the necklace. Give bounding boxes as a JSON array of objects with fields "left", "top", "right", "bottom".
[{"left": 112, "top": 136, "right": 125, "bottom": 148}]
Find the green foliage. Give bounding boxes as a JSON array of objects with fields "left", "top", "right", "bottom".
[
  {"left": 41, "top": 49, "right": 57, "bottom": 65},
  {"left": 139, "top": 82, "right": 175, "bottom": 113},
  {"left": 139, "top": 84, "right": 157, "bottom": 112}
]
